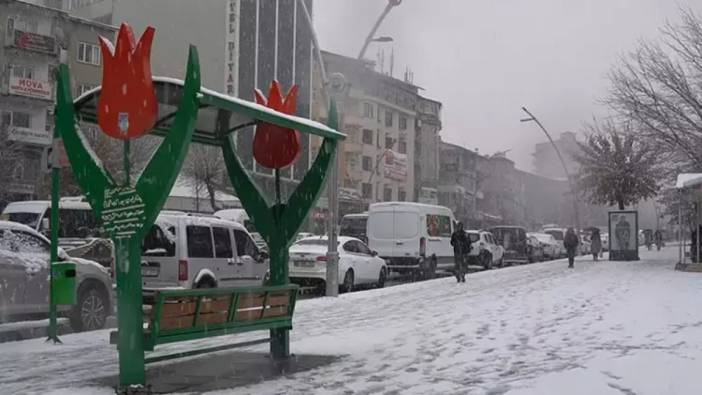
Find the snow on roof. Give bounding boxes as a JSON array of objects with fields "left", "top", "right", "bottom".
[
  {"left": 169, "top": 177, "right": 241, "bottom": 202},
  {"left": 214, "top": 208, "right": 249, "bottom": 222},
  {"left": 2, "top": 200, "right": 92, "bottom": 214},
  {"left": 0, "top": 220, "right": 38, "bottom": 234},
  {"left": 675, "top": 173, "right": 702, "bottom": 189}
]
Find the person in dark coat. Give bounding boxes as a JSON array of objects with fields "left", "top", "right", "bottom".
[
  {"left": 590, "top": 228, "right": 602, "bottom": 261},
  {"left": 564, "top": 227, "right": 580, "bottom": 268},
  {"left": 451, "top": 222, "right": 470, "bottom": 283}
]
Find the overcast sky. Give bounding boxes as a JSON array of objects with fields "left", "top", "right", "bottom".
[{"left": 314, "top": 0, "right": 702, "bottom": 172}]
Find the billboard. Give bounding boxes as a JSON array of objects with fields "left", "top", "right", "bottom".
[
  {"left": 608, "top": 210, "right": 639, "bottom": 261},
  {"left": 383, "top": 149, "right": 407, "bottom": 181},
  {"left": 9, "top": 75, "right": 52, "bottom": 100}
]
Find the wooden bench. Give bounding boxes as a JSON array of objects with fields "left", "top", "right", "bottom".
[{"left": 111, "top": 284, "right": 299, "bottom": 363}]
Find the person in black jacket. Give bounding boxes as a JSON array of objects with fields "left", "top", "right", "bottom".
[
  {"left": 564, "top": 227, "right": 580, "bottom": 268},
  {"left": 451, "top": 222, "right": 470, "bottom": 282}
]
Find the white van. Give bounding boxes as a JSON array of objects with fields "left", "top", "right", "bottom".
[
  {"left": 2, "top": 199, "right": 98, "bottom": 237},
  {"left": 367, "top": 202, "right": 456, "bottom": 279},
  {"left": 140, "top": 212, "right": 269, "bottom": 291},
  {"left": 214, "top": 209, "right": 267, "bottom": 251}
]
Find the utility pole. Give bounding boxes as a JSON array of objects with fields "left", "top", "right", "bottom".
[
  {"left": 520, "top": 106, "right": 580, "bottom": 230},
  {"left": 298, "top": 0, "right": 339, "bottom": 297}
]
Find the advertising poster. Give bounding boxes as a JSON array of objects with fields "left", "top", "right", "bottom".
[{"left": 608, "top": 210, "right": 639, "bottom": 261}]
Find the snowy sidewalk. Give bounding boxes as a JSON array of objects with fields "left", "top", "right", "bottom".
[{"left": 1, "top": 247, "right": 701, "bottom": 395}]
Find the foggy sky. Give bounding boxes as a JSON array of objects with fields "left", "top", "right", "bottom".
[{"left": 314, "top": 0, "right": 702, "bottom": 172}]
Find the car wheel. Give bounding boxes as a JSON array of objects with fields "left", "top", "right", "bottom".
[
  {"left": 341, "top": 270, "right": 354, "bottom": 293},
  {"left": 377, "top": 267, "right": 387, "bottom": 288},
  {"left": 195, "top": 278, "right": 216, "bottom": 288},
  {"left": 70, "top": 285, "right": 108, "bottom": 332}
]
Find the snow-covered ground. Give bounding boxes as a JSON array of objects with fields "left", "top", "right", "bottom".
[{"left": 1, "top": 247, "right": 700, "bottom": 395}]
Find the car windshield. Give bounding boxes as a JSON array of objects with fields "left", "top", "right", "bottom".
[
  {"left": 545, "top": 230, "right": 564, "bottom": 241},
  {"left": 6, "top": 212, "right": 41, "bottom": 229},
  {"left": 340, "top": 217, "right": 366, "bottom": 235}
]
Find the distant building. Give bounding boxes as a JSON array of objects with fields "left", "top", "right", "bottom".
[
  {"left": 532, "top": 131, "right": 581, "bottom": 180},
  {"left": 320, "top": 50, "right": 419, "bottom": 211},
  {"left": 438, "top": 141, "right": 480, "bottom": 224},
  {"left": 415, "top": 96, "right": 441, "bottom": 203},
  {"left": 63, "top": 0, "right": 315, "bottom": 199},
  {"left": 0, "top": 0, "right": 116, "bottom": 201}
]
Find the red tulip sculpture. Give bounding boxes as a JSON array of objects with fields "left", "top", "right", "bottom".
[
  {"left": 253, "top": 81, "right": 300, "bottom": 169},
  {"left": 97, "top": 23, "right": 158, "bottom": 140}
]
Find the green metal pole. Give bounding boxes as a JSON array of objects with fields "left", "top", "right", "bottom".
[
  {"left": 115, "top": 238, "right": 146, "bottom": 386},
  {"left": 269, "top": 236, "right": 289, "bottom": 358},
  {"left": 47, "top": 134, "right": 61, "bottom": 343}
]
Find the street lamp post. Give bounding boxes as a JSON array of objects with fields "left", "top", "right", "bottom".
[
  {"left": 520, "top": 106, "right": 581, "bottom": 229},
  {"left": 357, "top": 0, "right": 403, "bottom": 59}
]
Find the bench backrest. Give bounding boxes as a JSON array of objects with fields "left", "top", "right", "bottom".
[{"left": 144, "top": 284, "right": 298, "bottom": 349}]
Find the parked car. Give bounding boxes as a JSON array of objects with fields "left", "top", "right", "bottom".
[
  {"left": 0, "top": 220, "right": 113, "bottom": 332},
  {"left": 489, "top": 226, "right": 529, "bottom": 265},
  {"left": 367, "top": 202, "right": 456, "bottom": 279},
  {"left": 288, "top": 236, "right": 387, "bottom": 292},
  {"left": 526, "top": 235, "right": 545, "bottom": 263},
  {"left": 543, "top": 228, "right": 567, "bottom": 258},
  {"left": 529, "top": 233, "right": 559, "bottom": 260},
  {"left": 295, "top": 232, "right": 315, "bottom": 242},
  {"left": 140, "top": 212, "right": 268, "bottom": 292},
  {"left": 466, "top": 230, "right": 504, "bottom": 269},
  {"left": 339, "top": 213, "right": 368, "bottom": 244}
]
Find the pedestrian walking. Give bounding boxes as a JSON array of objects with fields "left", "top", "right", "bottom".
[
  {"left": 451, "top": 222, "right": 469, "bottom": 283},
  {"left": 654, "top": 229, "right": 663, "bottom": 251},
  {"left": 590, "top": 228, "right": 602, "bottom": 261},
  {"left": 564, "top": 227, "right": 580, "bottom": 269}
]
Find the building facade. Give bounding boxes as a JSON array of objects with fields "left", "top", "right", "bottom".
[
  {"left": 437, "top": 141, "right": 479, "bottom": 224},
  {"left": 532, "top": 131, "right": 581, "bottom": 180},
  {"left": 321, "top": 51, "right": 418, "bottom": 211},
  {"left": 0, "top": 0, "right": 115, "bottom": 202},
  {"left": 415, "top": 95, "right": 441, "bottom": 204},
  {"left": 63, "top": 0, "right": 315, "bottom": 200}
]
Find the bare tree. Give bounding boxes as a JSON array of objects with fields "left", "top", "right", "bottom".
[
  {"left": 607, "top": 8, "right": 702, "bottom": 171},
  {"left": 181, "top": 145, "right": 226, "bottom": 212},
  {"left": 574, "top": 120, "right": 660, "bottom": 210}
]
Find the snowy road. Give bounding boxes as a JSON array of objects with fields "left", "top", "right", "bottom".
[{"left": 1, "top": 247, "right": 701, "bottom": 394}]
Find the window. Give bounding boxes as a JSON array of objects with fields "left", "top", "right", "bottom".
[
  {"left": 426, "top": 215, "right": 452, "bottom": 237},
  {"left": 362, "top": 102, "right": 374, "bottom": 118},
  {"left": 398, "top": 189, "right": 407, "bottom": 202},
  {"left": 186, "top": 225, "right": 213, "bottom": 258},
  {"left": 2, "top": 111, "right": 31, "bottom": 128},
  {"left": 142, "top": 224, "right": 176, "bottom": 257},
  {"left": 362, "top": 183, "right": 372, "bottom": 199},
  {"left": 355, "top": 241, "right": 373, "bottom": 255},
  {"left": 213, "top": 227, "right": 233, "bottom": 258},
  {"left": 11, "top": 65, "right": 34, "bottom": 79},
  {"left": 362, "top": 129, "right": 373, "bottom": 144},
  {"left": 342, "top": 241, "right": 358, "bottom": 253},
  {"left": 385, "top": 110, "right": 393, "bottom": 127},
  {"left": 362, "top": 156, "right": 372, "bottom": 171},
  {"left": 77, "top": 42, "right": 101, "bottom": 66},
  {"left": 233, "top": 229, "right": 257, "bottom": 257},
  {"left": 398, "top": 140, "right": 407, "bottom": 154},
  {"left": 399, "top": 116, "right": 408, "bottom": 130},
  {"left": 385, "top": 136, "right": 394, "bottom": 149},
  {"left": 384, "top": 186, "right": 393, "bottom": 201}
]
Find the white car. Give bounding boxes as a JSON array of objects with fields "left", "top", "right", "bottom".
[
  {"left": 289, "top": 236, "right": 388, "bottom": 292},
  {"left": 466, "top": 230, "right": 504, "bottom": 269},
  {"left": 0, "top": 221, "right": 113, "bottom": 332},
  {"left": 529, "top": 232, "right": 560, "bottom": 260}
]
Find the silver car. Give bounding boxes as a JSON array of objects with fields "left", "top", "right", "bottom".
[{"left": 0, "top": 220, "right": 113, "bottom": 332}]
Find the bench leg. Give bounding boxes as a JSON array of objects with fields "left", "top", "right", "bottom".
[
  {"left": 116, "top": 240, "right": 146, "bottom": 387},
  {"left": 270, "top": 328, "right": 289, "bottom": 359}
]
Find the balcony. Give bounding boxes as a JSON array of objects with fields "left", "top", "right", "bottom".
[{"left": 5, "top": 29, "right": 57, "bottom": 55}]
